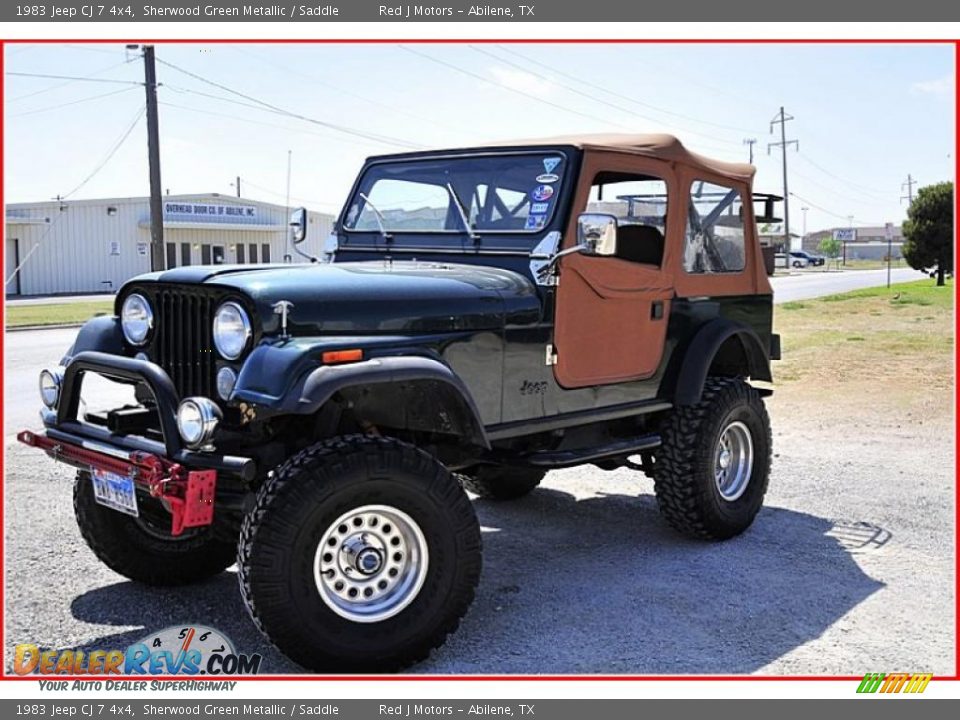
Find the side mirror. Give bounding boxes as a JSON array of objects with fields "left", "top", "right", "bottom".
[
  {"left": 577, "top": 213, "right": 618, "bottom": 256},
  {"left": 289, "top": 207, "right": 308, "bottom": 245}
]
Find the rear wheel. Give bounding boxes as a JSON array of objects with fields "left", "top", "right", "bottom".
[
  {"left": 653, "top": 377, "right": 771, "bottom": 540},
  {"left": 459, "top": 466, "right": 546, "bottom": 500},
  {"left": 73, "top": 470, "right": 236, "bottom": 586},
  {"left": 238, "top": 435, "right": 482, "bottom": 673}
]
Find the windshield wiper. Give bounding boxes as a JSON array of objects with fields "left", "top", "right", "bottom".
[
  {"left": 358, "top": 192, "right": 393, "bottom": 243},
  {"left": 446, "top": 182, "right": 481, "bottom": 242}
]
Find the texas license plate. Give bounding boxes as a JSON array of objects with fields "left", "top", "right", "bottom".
[{"left": 91, "top": 469, "right": 139, "bottom": 517}]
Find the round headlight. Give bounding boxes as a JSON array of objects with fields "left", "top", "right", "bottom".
[
  {"left": 121, "top": 293, "right": 153, "bottom": 346},
  {"left": 39, "top": 369, "right": 63, "bottom": 409},
  {"left": 216, "top": 366, "right": 237, "bottom": 401},
  {"left": 213, "top": 302, "right": 251, "bottom": 360},
  {"left": 176, "top": 397, "right": 221, "bottom": 449}
]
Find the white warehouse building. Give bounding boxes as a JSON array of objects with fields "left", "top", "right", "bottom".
[{"left": 5, "top": 194, "right": 335, "bottom": 296}]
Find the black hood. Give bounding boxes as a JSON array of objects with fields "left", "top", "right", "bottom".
[{"left": 134, "top": 261, "right": 541, "bottom": 335}]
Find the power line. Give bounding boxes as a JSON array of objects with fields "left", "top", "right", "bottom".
[
  {"left": 5, "top": 209, "right": 68, "bottom": 289},
  {"left": 401, "top": 45, "right": 635, "bottom": 133},
  {"left": 6, "top": 71, "right": 141, "bottom": 85},
  {"left": 491, "top": 44, "right": 760, "bottom": 138},
  {"left": 237, "top": 176, "right": 343, "bottom": 209},
  {"left": 62, "top": 105, "right": 146, "bottom": 199},
  {"left": 233, "top": 47, "right": 472, "bottom": 140},
  {"left": 788, "top": 167, "right": 890, "bottom": 209},
  {"left": 789, "top": 191, "right": 883, "bottom": 226},
  {"left": 7, "top": 104, "right": 147, "bottom": 286},
  {"left": 155, "top": 56, "right": 424, "bottom": 150},
  {"left": 8, "top": 86, "right": 138, "bottom": 118},
  {"left": 794, "top": 152, "right": 888, "bottom": 201},
  {"left": 469, "top": 45, "right": 746, "bottom": 150},
  {"left": 7, "top": 59, "right": 134, "bottom": 102},
  {"left": 158, "top": 100, "right": 403, "bottom": 153}
]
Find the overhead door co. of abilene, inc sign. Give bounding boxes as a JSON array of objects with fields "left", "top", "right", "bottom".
[{"left": 163, "top": 202, "right": 258, "bottom": 222}]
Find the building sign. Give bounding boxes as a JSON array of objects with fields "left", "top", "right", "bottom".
[
  {"left": 833, "top": 228, "right": 857, "bottom": 242},
  {"left": 163, "top": 202, "right": 257, "bottom": 221}
]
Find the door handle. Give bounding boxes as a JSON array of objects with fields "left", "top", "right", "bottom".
[{"left": 651, "top": 301, "right": 664, "bottom": 320}]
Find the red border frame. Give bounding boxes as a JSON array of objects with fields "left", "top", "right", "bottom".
[{"left": 0, "top": 36, "right": 957, "bottom": 684}]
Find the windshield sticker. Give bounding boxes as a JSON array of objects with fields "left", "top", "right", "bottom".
[
  {"left": 536, "top": 173, "right": 559, "bottom": 184},
  {"left": 543, "top": 157, "right": 562, "bottom": 174},
  {"left": 530, "top": 202, "right": 550, "bottom": 214},
  {"left": 525, "top": 214, "right": 548, "bottom": 230},
  {"left": 531, "top": 185, "right": 555, "bottom": 202}
]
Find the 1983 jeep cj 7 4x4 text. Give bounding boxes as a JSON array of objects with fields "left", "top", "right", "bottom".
[{"left": 20, "top": 134, "right": 780, "bottom": 672}]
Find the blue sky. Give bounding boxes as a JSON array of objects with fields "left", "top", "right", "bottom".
[{"left": 4, "top": 42, "right": 954, "bottom": 235}]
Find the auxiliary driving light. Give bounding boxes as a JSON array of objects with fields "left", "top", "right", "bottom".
[
  {"left": 38, "top": 368, "right": 63, "bottom": 409},
  {"left": 176, "top": 397, "right": 222, "bottom": 449}
]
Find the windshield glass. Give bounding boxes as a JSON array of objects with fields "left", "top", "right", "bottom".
[{"left": 343, "top": 153, "right": 568, "bottom": 234}]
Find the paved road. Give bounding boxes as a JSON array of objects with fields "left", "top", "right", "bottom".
[
  {"left": 770, "top": 267, "right": 925, "bottom": 303},
  {"left": 3, "top": 269, "right": 952, "bottom": 675}
]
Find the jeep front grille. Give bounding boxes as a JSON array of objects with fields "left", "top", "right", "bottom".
[{"left": 152, "top": 289, "right": 216, "bottom": 400}]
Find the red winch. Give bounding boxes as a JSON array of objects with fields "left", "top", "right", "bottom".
[{"left": 17, "top": 430, "right": 216, "bottom": 536}]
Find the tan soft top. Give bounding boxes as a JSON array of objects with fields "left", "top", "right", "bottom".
[{"left": 472, "top": 133, "right": 755, "bottom": 182}]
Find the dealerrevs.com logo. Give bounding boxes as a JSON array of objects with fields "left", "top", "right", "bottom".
[
  {"left": 13, "top": 625, "right": 263, "bottom": 675},
  {"left": 856, "top": 673, "right": 933, "bottom": 694}
]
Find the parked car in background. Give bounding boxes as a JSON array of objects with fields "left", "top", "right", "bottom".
[{"left": 790, "top": 250, "right": 825, "bottom": 267}]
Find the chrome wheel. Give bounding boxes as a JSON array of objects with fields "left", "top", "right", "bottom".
[
  {"left": 314, "top": 504, "right": 429, "bottom": 623},
  {"left": 714, "top": 420, "right": 754, "bottom": 502}
]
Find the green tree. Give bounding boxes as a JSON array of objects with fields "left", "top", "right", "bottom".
[
  {"left": 902, "top": 182, "right": 954, "bottom": 286},
  {"left": 818, "top": 235, "right": 842, "bottom": 260}
]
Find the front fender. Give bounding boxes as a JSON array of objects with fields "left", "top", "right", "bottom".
[
  {"left": 231, "top": 347, "right": 489, "bottom": 450},
  {"left": 61, "top": 315, "right": 125, "bottom": 365}
]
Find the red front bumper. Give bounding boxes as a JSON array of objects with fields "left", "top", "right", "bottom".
[{"left": 18, "top": 430, "right": 216, "bottom": 537}]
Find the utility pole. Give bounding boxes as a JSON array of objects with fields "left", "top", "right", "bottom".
[
  {"left": 235, "top": 176, "right": 241, "bottom": 198},
  {"left": 743, "top": 138, "right": 757, "bottom": 164},
  {"left": 844, "top": 214, "right": 854, "bottom": 267},
  {"left": 901, "top": 174, "right": 916, "bottom": 205},
  {"left": 285, "top": 150, "right": 293, "bottom": 262},
  {"left": 140, "top": 44, "right": 165, "bottom": 272},
  {"left": 768, "top": 107, "right": 798, "bottom": 253}
]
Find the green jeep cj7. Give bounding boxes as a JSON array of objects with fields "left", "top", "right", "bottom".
[{"left": 20, "top": 133, "right": 780, "bottom": 672}]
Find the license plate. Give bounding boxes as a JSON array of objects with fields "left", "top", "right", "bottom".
[{"left": 91, "top": 469, "right": 139, "bottom": 517}]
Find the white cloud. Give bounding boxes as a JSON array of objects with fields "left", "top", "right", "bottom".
[
  {"left": 488, "top": 66, "right": 556, "bottom": 98},
  {"left": 911, "top": 75, "right": 955, "bottom": 98}
]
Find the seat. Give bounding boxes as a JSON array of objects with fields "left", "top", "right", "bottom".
[{"left": 615, "top": 224, "right": 664, "bottom": 266}]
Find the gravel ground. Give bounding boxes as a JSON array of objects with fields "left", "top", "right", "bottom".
[{"left": 3, "top": 326, "right": 954, "bottom": 675}]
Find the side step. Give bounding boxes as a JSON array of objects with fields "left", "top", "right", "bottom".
[{"left": 517, "top": 434, "right": 661, "bottom": 469}]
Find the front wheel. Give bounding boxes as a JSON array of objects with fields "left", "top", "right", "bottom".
[
  {"left": 238, "top": 435, "right": 482, "bottom": 673},
  {"left": 652, "top": 377, "right": 771, "bottom": 540}
]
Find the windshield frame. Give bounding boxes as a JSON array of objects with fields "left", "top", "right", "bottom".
[{"left": 339, "top": 149, "right": 573, "bottom": 241}]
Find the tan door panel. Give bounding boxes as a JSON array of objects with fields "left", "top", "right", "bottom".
[{"left": 553, "top": 150, "right": 677, "bottom": 389}]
